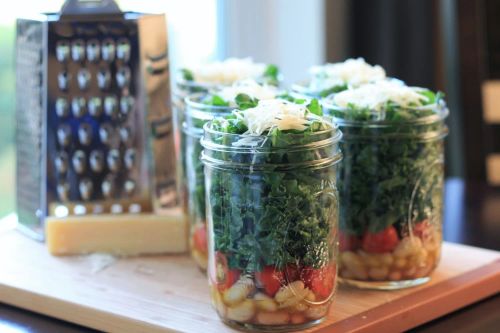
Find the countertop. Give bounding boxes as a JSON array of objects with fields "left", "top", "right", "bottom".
[{"left": 1, "top": 178, "right": 499, "bottom": 333}]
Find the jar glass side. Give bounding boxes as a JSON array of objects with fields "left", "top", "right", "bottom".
[
  {"left": 172, "top": 81, "right": 211, "bottom": 214},
  {"left": 183, "top": 97, "right": 233, "bottom": 271},
  {"left": 202, "top": 127, "right": 342, "bottom": 331},
  {"left": 323, "top": 103, "right": 448, "bottom": 290}
]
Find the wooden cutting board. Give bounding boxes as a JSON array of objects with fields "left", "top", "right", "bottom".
[{"left": 0, "top": 216, "right": 499, "bottom": 333}]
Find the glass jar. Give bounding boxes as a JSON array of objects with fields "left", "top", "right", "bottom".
[
  {"left": 323, "top": 100, "right": 449, "bottom": 290},
  {"left": 201, "top": 123, "right": 342, "bottom": 331},
  {"left": 183, "top": 95, "right": 232, "bottom": 270},
  {"left": 173, "top": 78, "right": 215, "bottom": 214},
  {"left": 290, "top": 80, "right": 325, "bottom": 100},
  {"left": 173, "top": 75, "right": 282, "bottom": 213}
]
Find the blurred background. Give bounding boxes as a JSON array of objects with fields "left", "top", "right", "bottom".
[{"left": 0, "top": 0, "right": 499, "bottom": 237}]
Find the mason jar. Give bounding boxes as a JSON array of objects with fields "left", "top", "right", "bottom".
[
  {"left": 173, "top": 70, "right": 282, "bottom": 214},
  {"left": 290, "top": 80, "right": 322, "bottom": 99},
  {"left": 183, "top": 94, "right": 232, "bottom": 270},
  {"left": 201, "top": 121, "right": 342, "bottom": 331},
  {"left": 291, "top": 58, "right": 387, "bottom": 100},
  {"left": 173, "top": 78, "right": 214, "bottom": 214},
  {"left": 323, "top": 99, "right": 449, "bottom": 290}
]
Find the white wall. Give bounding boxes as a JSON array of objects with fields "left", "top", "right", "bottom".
[{"left": 218, "top": 0, "right": 326, "bottom": 85}]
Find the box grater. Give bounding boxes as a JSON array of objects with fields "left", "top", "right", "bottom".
[{"left": 15, "top": 0, "right": 177, "bottom": 240}]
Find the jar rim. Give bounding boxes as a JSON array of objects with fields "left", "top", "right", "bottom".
[
  {"left": 175, "top": 73, "right": 219, "bottom": 91},
  {"left": 202, "top": 119, "right": 341, "bottom": 141},
  {"left": 176, "top": 72, "right": 284, "bottom": 91},
  {"left": 201, "top": 120, "right": 342, "bottom": 153},
  {"left": 290, "top": 79, "right": 319, "bottom": 97},
  {"left": 321, "top": 100, "right": 449, "bottom": 127},
  {"left": 184, "top": 92, "right": 234, "bottom": 112}
]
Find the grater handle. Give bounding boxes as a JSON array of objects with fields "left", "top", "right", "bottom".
[{"left": 60, "top": 0, "right": 122, "bottom": 16}]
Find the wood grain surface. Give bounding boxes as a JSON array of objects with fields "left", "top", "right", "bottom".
[{"left": 0, "top": 224, "right": 498, "bottom": 333}]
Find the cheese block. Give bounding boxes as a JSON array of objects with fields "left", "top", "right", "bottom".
[{"left": 46, "top": 209, "right": 187, "bottom": 256}]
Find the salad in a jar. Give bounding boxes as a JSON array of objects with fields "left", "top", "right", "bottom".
[
  {"left": 184, "top": 79, "right": 279, "bottom": 270},
  {"left": 201, "top": 99, "right": 342, "bottom": 330},
  {"left": 323, "top": 80, "right": 448, "bottom": 289},
  {"left": 173, "top": 58, "right": 281, "bottom": 214},
  {"left": 292, "top": 57, "right": 386, "bottom": 98},
  {"left": 178, "top": 57, "right": 281, "bottom": 90}
]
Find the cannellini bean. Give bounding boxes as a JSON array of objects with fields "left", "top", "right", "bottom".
[
  {"left": 275, "top": 281, "right": 306, "bottom": 303},
  {"left": 305, "top": 304, "right": 330, "bottom": 320},
  {"left": 223, "top": 277, "right": 255, "bottom": 306},
  {"left": 394, "top": 237, "right": 422, "bottom": 258},
  {"left": 423, "top": 231, "right": 442, "bottom": 252},
  {"left": 403, "top": 266, "right": 417, "bottom": 279},
  {"left": 368, "top": 266, "right": 389, "bottom": 281},
  {"left": 340, "top": 269, "right": 355, "bottom": 279},
  {"left": 254, "top": 292, "right": 278, "bottom": 312},
  {"left": 432, "top": 248, "right": 442, "bottom": 263},
  {"left": 256, "top": 311, "right": 290, "bottom": 325},
  {"left": 278, "top": 294, "right": 306, "bottom": 309},
  {"left": 415, "top": 249, "right": 429, "bottom": 266},
  {"left": 192, "top": 249, "right": 208, "bottom": 270},
  {"left": 305, "top": 290, "right": 316, "bottom": 303},
  {"left": 290, "top": 313, "right": 307, "bottom": 324},
  {"left": 212, "top": 289, "right": 226, "bottom": 316},
  {"left": 414, "top": 264, "right": 433, "bottom": 278},
  {"left": 341, "top": 252, "right": 368, "bottom": 280},
  {"left": 227, "top": 299, "right": 255, "bottom": 322},
  {"left": 359, "top": 251, "right": 382, "bottom": 267},
  {"left": 380, "top": 253, "right": 394, "bottom": 266},
  {"left": 350, "top": 266, "right": 369, "bottom": 280},
  {"left": 293, "top": 301, "right": 309, "bottom": 312},
  {"left": 341, "top": 251, "right": 361, "bottom": 266},
  {"left": 388, "top": 271, "right": 402, "bottom": 281},
  {"left": 393, "top": 258, "right": 407, "bottom": 269}
]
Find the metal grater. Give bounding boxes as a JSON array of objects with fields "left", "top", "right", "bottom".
[{"left": 15, "top": 0, "right": 177, "bottom": 240}]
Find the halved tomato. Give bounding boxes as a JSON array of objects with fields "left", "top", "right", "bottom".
[
  {"left": 193, "top": 223, "right": 208, "bottom": 254},
  {"left": 213, "top": 252, "right": 240, "bottom": 291},
  {"left": 301, "top": 264, "right": 336, "bottom": 301},
  {"left": 255, "top": 265, "right": 284, "bottom": 297},
  {"left": 362, "top": 226, "right": 399, "bottom": 253},
  {"left": 413, "top": 219, "right": 433, "bottom": 240}
]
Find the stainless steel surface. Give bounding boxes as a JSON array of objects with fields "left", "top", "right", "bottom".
[
  {"left": 15, "top": 17, "right": 46, "bottom": 240},
  {"left": 15, "top": 1, "right": 177, "bottom": 239}
]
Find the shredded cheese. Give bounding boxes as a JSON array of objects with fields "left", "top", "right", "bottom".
[
  {"left": 190, "top": 58, "right": 267, "bottom": 84},
  {"left": 332, "top": 80, "right": 428, "bottom": 111},
  {"left": 309, "top": 58, "right": 386, "bottom": 92},
  {"left": 235, "top": 99, "right": 321, "bottom": 135},
  {"left": 218, "top": 79, "right": 278, "bottom": 103}
]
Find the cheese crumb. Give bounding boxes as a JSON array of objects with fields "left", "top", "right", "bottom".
[
  {"left": 309, "top": 58, "right": 386, "bottom": 92},
  {"left": 218, "top": 79, "right": 278, "bottom": 103},
  {"left": 190, "top": 58, "right": 267, "bottom": 84},
  {"left": 332, "top": 81, "right": 428, "bottom": 111},
  {"left": 235, "top": 99, "right": 322, "bottom": 135}
]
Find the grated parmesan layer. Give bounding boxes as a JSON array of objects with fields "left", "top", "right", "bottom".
[
  {"left": 217, "top": 79, "right": 278, "bottom": 104},
  {"left": 189, "top": 58, "right": 267, "bottom": 85},
  {"left": 235, "top": 99, "right": 323, "bottom": 135},
  {"left": 309, "top": 58, "right": 386, "bottom": 92},
  {"left": 332, "top": 80, "right": 428, "bottom": 111}
]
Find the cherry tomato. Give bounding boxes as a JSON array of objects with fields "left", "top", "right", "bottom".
[
  {"left": 339, "top": 231, "right": 361, "bottom": 251},
  {"left": 193, "top": 223, "right": 208, "bottom": 254},
  {"left": 362, "top": 226, "right": 399, "bottom": 253},
  {"left": 413, "top": 219, "right": 433, "bottom": 241},
  {"left": 255, "top": 265, "right": 284, "bottom": 297},
  {"left": 213, "top": 252, "right": 240, "bottom": 291},
  {"left": 301, "top": 264, "right": 336, "bottom": 301}
]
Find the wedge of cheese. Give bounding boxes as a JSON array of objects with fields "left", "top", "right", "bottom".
[{"left": 46, "top": 209, "right": 187, "bottom": 256}]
